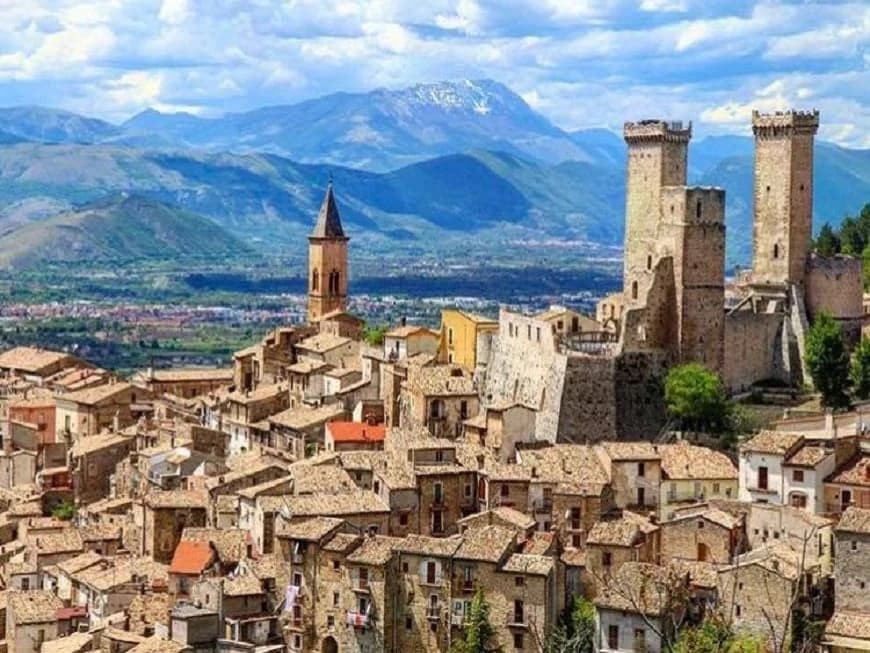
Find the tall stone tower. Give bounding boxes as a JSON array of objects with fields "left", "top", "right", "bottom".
[
  {"left": 663, "top": 186, "right": 726, "bottom": 374},
  {"left": 751, "top": 110, "right": 819, "bottom": 285},
  {"left": 307, "top": 182, "right": 349, "bottom": 322},
  {"left": 623, "top": 120, "right": 692, "bottom": 305}
]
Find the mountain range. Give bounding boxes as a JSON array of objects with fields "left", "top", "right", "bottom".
[{"left": 0, "top": 79, "right": 867, "bottom": 270}]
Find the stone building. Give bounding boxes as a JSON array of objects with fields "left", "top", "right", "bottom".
[
  {"left": 659, "top": 441, "right": 737, "bottom": 519},
  {"left": 437, "top": 309, "right": 498, "bottom": 371},
  {"left": 55, "top": 381, "right": 146, "bottom": 442},
  {"left": 308, "top": 183, "right": 349, "bottom": 322},
  {"left": 131, "top": 367, "right": 233, "bottom": 400},
  {"left": 659, "top": 505, "right": 745, "bottom": 565},
  {"left": 135, "top": 490, "right": 209, "bottom": 563},
  {"left": 826, "top": 507, "right": 870, "bottom": 652},
  {"left": 5, "top": 590, "right": 63, "bottom": 653},
  {"left": 399, "top": 364, "right": 478, "bottom": 439},
  {"left": 0, "top": 347, "right": 86, "bottom": 384},
  {"left": 68, "top": 431, "right": 136, "bottom": 505}
]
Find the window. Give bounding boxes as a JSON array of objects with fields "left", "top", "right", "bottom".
[
  {"left": 536, "top": 327, "right": 541, "bottom": 342},
  {"left": 448, "top": 328, "right": 454, "bottom": 346},
  {"left": 513, "top": 632, "right": 524, "bottom": 650},
  {"left": 608, "top": 625, "right": 619, "bottom": 650},
  {"left": 637, "top": 462, "right": 645, "bottom": 477},
  {"left": 406, "top": 615, "right": 413, "bottom": 630},
  {"left": 696, "top": 200, "right": 702, "bottom": 218},
  {"left": 293, "top": 635, "right": 302, "bottom": 650},
  {"left": 698, "top": 520, "right": 705, "bottom": 529},
  {"left": 501, "top": 484, "right": 510, "bottom": 498},
  {"left": 434, "top": 483, "right": 443, "bottom": 503},
  {"left": 570, "top": 507, "right": 581, "bottom": 529},
  {"left": 460, "top": 400, "right": 468, "bottom": 420},
  {"left": 292, "top": 572, "right": 303, "bottom": 587},
  {"left": 402, "top": 561, "right": 409, "bottom": 573},
  {"left": 634, "top": 628, "right": 646, "bottom": 653},
  {"left": 735, "top": 605, "right": 741, "bottom": 617},
  {"left": 464, "top": 484, "right": 472, "bottom": 498},
  {"left": 513, "top": 600, "right": 524, "bottom": 624},
  {"left": 311, "top": 269, "right": 319, "bottom": 291},
  {"left": 852, "top": 540, "right": 859, "bottom": 552},
  {"left": 713, "top": 482, "right": 720, "bottom": 494},
  {"left": 333, "top": 592, "right": 339, "bottom": 607},
  {"left": 793, "top": 470, "right": 804, "bottom": 482},
  {"left": 637, "top": 487, "right": 645, "bottom": 505},
  {"left": 527, "top": 325, "right": 532, "bottom": 339},
  {"left": 373, "top": 481, "right": 380, "bottom": 495},
  {"left": 21, "top": 578, "right": 29, "bottom": 590},
  {"left": 327, "top": 615, "right": 335, "bottom": 627},
  {"left": 758, "top": 466, "right": 768, "bottom": 490},
  {"left": 433, "top": 510, "right": 443, "bottom": 533},
  {"left": 515, "top": 576, "right": 525, "bottom": 587},
  {"left": 332, "top": 560, "right": 340, "bottom": 571},
  {"left": 603, "top": 551, "right": 612, "bottom": 567},
  {"left": 572, "top": 316, "right": 579, "bottom": 332},
  {"left": 773, "top": 244, "right": 779, "bottom": 259},
  {"left": 631, "top": 281, "right": 638, "bottom": 300},
  {"left": 646, "top": 255, "right": 652, "bottom": 270},
  {"left": 358, "top": 568, "right": 369, "bottom": 590},
  {"left": 399, "top": 512, "right": 409, "bottom": 526},
  {"left": 426, "top": 561, "right": 437, "bottom": 584},
  {"left": 571, "top": 533, "right": 582, "bottom": 548}
]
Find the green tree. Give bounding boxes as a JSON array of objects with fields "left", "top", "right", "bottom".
[
  {"left": 547, "top": 596, "right": 596, "bottom": 653},
  {"left": 674, "top": 616, "right": 763, "bottom": 653},
  {"left": 451, "top": 588, "right": 501, "bottom": 653},
  {"left": 664, "top": 363, "right": 728, "bottom": 431},
  {"left": 814, "top": 222, "right": 840, "bottom": 256},
  {"left": 863, "top": 244, "right": 870, "bottom": 290},
  {"left": 839, "top": 216, "right": 865, "bottom": 256},
  {"left": 363, "top": 325, "right": 387, "bottom": 347},
  {"left": 805, "top": 312, "right": 851, "bottom": 408},
  {"left": 851, "top": 337, "right": 870, "bottom": 400},
  {"left": 52, "top": 500, "right": 76, "bottom": 521}
]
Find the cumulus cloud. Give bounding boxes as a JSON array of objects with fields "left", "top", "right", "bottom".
[{"left": 0, "top": 0, "right": 865, "bottom": 146}]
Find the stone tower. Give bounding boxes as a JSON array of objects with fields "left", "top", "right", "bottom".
[
  {"left": 307, "top": 182, "right": 349, "bottom": 322},
  {"left": 662, "top": 186, "right": 726, "bottom": 374},
  {"left": 751, "top": 110, "right": 819, "bottom": 285},
  {"left": 622, "top": 120, "right": 692, "bottom": 306}
]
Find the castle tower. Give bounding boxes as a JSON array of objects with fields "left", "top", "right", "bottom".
[
  {"left": 662, "top": 186, "right": 726, "bottom": 374},
  {"left": 622, "top": 120, "right": 691, "bottom": 305},
  {"left": 751, "top": 110, "right": 819, "bottom": 285},
  {"left": 307, "top": 182, "right": 349, "bottom": 322}
]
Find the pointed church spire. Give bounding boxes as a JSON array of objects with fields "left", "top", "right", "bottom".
[{"left": 310, "top": 181, "right": 347, "bottom": 239}]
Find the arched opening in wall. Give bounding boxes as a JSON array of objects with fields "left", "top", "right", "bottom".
[
  {"left": 773, "top": 244, "right": 779, "bottom": 259},
  {"left": 631, "top": 282, "right": 638, "bottom": 300},
  {"left": 789, "top": 492, "right": 808, "bottom": 510},
  {"left": 322, "top": 636, "right": 338, "bottom": 653},
  {"left": 311, "top": 269, "right": 319, "bottom": 292},
  {"left": 646, "top": 255, "right": 652, "bottom": 271}
]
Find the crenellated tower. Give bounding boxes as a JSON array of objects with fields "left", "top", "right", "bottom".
[
  {"left": 307, "top": 182, "right": 349, "bottom": 322},
  {"left": 751, "top": 109, "right": 819, "bottom": 285},
  {"left": 622, "top": 120, "right": 692, "bottom": 306}
]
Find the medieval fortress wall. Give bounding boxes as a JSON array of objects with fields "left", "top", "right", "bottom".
[{"left": 484, "top": 107, "right": 863, "bottom": 443}]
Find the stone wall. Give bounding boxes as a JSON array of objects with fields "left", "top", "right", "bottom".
[
  {"left": 806, "top": 253, "right": 864, "bottom": 343},
  {"left": 834, "top": 530, "right": 870, "bottom": 612},
  {"left": 723, "top": 310, "right": 785, "bottom": 392}
]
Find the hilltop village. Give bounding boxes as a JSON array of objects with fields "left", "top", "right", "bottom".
[{"left": 0, "top": 109, "right": 866, "bottom": 653}]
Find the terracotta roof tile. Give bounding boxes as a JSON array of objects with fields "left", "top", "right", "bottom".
[
  {"left": 741, "top": 430, "right": 803, "bottom": 455},
  {"left": 660, "top": 442, "right": 737, "bottom": 480},
  {"left": 328, "top": 421, "right": 386, "bottom": 443},
  {"left": 837, "top": 506, "right": 870, "bottom": 534},
  {"left": 169, "top": 540, "right": 215, "bottom": 575}
]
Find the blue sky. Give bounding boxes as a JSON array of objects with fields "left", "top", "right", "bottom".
[{"left": 0, "top": 0, "right": 867, "bottom": 145}]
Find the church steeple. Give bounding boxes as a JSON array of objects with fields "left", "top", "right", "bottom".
[{"left": 307, "top": 182, "right": 349, "bottom": 322}]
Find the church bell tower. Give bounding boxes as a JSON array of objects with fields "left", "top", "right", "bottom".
[{"left": 307, "top": 182, "right": 349, "bottom": 322}]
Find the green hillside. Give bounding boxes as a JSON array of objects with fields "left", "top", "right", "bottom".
[{"left": 0, "top": 194, "right": 252, "bottom": 269}]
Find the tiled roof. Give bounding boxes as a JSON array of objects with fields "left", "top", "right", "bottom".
[
  {"left": 599, "top": 441, "right": 662, "bottom": 461},
  {"left": 58, "top": 381, "right": 132, "bottom": 406},
  {"left": 169, "top": 540, "right": 215, "bottom": 575},
  {"left": 338, "top": 450, "right": 383, "bottom": 471},
  {"left": 458, "top": 507, "right": 535, "bottom": 532},
  {"left": 126, "top": 636, "right": 188, "bottom": 653},
  {"left": 668, "top": 559, "right": 719, "bottom": 589},
  {"left": 271, "top": 491, "right": 388, "bottom": 517},
  {"left": 666, "top": 506, "right": 741, "bottom": 530},
  {"left": 0, "top": 347, "right": 74, "bottom": 373},
  {"left": 659, "top": 442, "right": 737, "bottom": 480},
  {"left": 322, "top": 532, "right": 360, "bottom": 554},
  {"left": 268, "top": 403, "right": 346, "bottom": 430},
  {"left": 523, "top": 532, "right": 554, "bottom": 556},
  {"left": 226, "top": 383, "right": 286, "bottom": 405},
  {"left": 181, "top": 528, "right": 249, "bottom": 563},
  {"left": 394, "top": 534, "right": 463, "bottom": 558},
  {"left": 278, "top": 516, "right": 345, "bottom": 542},
  {"left": 741, "top": 430, "right": 803, "bottom": 455},
  {"left": 237, "top": 476, "right": 293, "bottom": 500},
  {"left": 297, "top": 333, "right": 352, "bottom": 354},
  {"left": 223, "top": 574, "right": 263, "bottom": 596},
  {"left": 595, "top": 563, "right": 677, "bottom": 616},
  {"left": 29, "top": 529, "right": 84, "bottom": 555},
  {"left": 517, "top": 444, "right": 609, "bottom": 485},
  {"left": 347, "top": 535, "right": 402, "bottom": 566},
  {"left": 827, "top": 453, "right": 870, "bottom": 487},
  {"left": 501, "top": 553, "right": 553, "bottom": 576},
  {"left": 144, "top": 490, "right": 209, "bottom": 509},
  {"left": 827, "top": 611, "right": 870, "bottom": 640},
  {"left": 328, "top": 421, "right": 386, "bottom": 443},
  {"left": 837, "top": 506, "right": 870, "bottom": 534},
  {"left": 145, "top": 368, "right": 233, "bottom": 383},
  {"left": 587, "top": 518, "right": 642, "bottom": 547},
  {"left": 784, "top": 445, "right": 832, "bottom": 468},
  {"left": 7, "top": 590, "right": 63, "bottom": 624},
  {"left": 291, "top": 465, "right": 356, "bottom": 495},
  {"left": 57, "top": 551, "right": 104, "bottom": 576},
  {"left": 40, "top": 631, "right": 94, "bottom": 653},
  {"left": 287, "top": 360, "right": 332, "bottom": 375},
  {"left": 561, "top": 549, "right": 586, "bottom": 567},
  {"left": 454, "top": 525, "right": 516, "bottom": 563},
  {"left": 69, "top": 432, "right": 133, "bottom": 457}
]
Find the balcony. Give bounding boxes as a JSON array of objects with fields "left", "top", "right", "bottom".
[
  {"left": 291, "top": 553, "right": 304, "bottom": 564},
  {"left": 346, "top": 612, "right": 370, "bottom": 629},
  {"left": 427, "top": 607, "right": 441, "bottom": 621},
  {"left": 461, "top": 579, "right": 474, "bottom": 593},
  {"left": 507, "top": 613, "right": 527, "bottom": 629},
  {"left": 451, "top": 613, "right": 464, "bottom": 627},
  {"left": 353, "top": 578, "right": 370, "bottom": 593}
]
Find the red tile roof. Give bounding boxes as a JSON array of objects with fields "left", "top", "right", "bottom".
[
  {"left": 327, "top": 421, "right": 386, "bottom": 444},
  {"left": 169, "top": 540, "right": 214, "bottom": 575}
]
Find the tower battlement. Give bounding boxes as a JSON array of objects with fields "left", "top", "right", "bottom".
[
  {"left": 752, "top": 109, "right": 819, "bottom": 137},
  {"left": 623, "top": 119, "right": 692, "bottom": 144}
]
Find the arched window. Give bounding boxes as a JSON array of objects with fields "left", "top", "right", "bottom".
[
  {"left": 311, "top": 269, "right": 319, "bottom": 291},
  {"left": 631, "top": 281, "right": 638, "bottom": 300}
]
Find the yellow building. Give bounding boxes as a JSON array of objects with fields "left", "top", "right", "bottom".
[{"left": 438, "top": 309, "right": 498, "bottom": 370}]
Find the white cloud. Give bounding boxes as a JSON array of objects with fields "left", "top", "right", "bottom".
[{"left": 159, "top": 0, "right": 192, "bottom": 25}]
